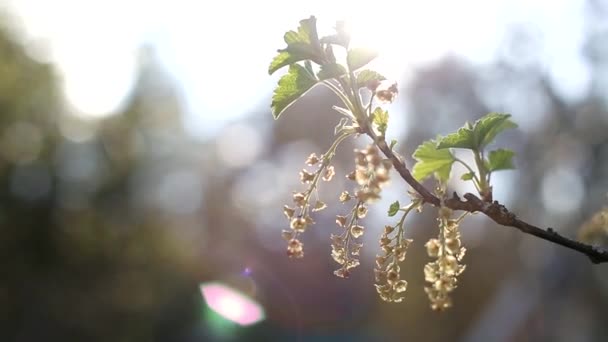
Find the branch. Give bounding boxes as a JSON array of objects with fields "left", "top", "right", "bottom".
[{"left": 365, "top": 129, "right": 608, "bottom": 264}]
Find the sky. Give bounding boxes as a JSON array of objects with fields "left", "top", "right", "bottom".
[{"left": 3, "top": 0, "right": 593, "bottom": 138}]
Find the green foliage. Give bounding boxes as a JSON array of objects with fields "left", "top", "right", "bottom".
[
  {"left": 487, "top": 149, "right": 515, "bottom": 171},
  {"left": 437, "top": 113, "right": 517, "bottom": 151},
  {"left": 461, "top": 172, "right": 475, "bottom": 181},
  {"left": 269, "top": 16, "right": 324, "bottom": 75},
  {"left": 473, "top": 113, "right": 517, "bottom": 148},
  {"left": 371, "top": 107, "right": 389, "bottom": 135},
  {"left": 388, "top": 201, "right": 400, "bottom": 217},
  {"left": 318, "top": 62, "right": 347, "bottom": 80},
  {"left": 389, "top": 139, "right": 398, "bottom": 150},
  {"left": 346, "top": 48, "right": 378, "bottom": 71},
  {"left": 412, "top": 139, "right": 455, "bottom": 182},
  {"left": 356, "top": 69, "right": 386, "bottom": 88},
  {"left": 271, "top": 64, "right": 317, "bottom": 119},
  {"left": 437, "top": 127, "right": 475, "bottom": 150}
]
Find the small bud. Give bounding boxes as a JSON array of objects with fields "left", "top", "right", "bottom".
[
  {"left": 445, "top": 238, "right": 461, "bottom": 255},
  {"left": 379, "top": 236, "right": 391, "bottom": 246},
  {"left": 335, "top": 215, "right": 347, "bottom": 227},
  {"left": 425, "top": 239, "right": 441, "bottom": 258},
  {"left": 322, "top": 166, "right": 335, "bottom": 181},
  {"left": 355, "top": 169, "right": 369, "bottom": 185},
  {"left": 346, "top": 171, "right": 356, "bottom": 181},
  {"left": 305, "top": 153, "right": 320, "bottom": 166},
  {"left": 384, "top": 225, "right": 395, "bottom": 234},
  {"left": 312, "top": 200, "right": 327, "bottom": 212},
  {"left": 293, "top": 192, "right": 306, "bottom": 207},
  {"left": 339, "top": 191, "right": 351, "bottom": 202},
  {"left": 387, "top": 270, "right": 399, "bottom": 284},
  {"left": 351, "top": 243, "right": 363, "bottom": 256},
  {"left": 290, "top": 217, "right": 307, "bottom": 232},
  {"left": 281, "top": 230, "right": 294, "bottom": 240},
  {"left": 330, "top": 234, "right": 344, "bottom": 245},
  {"left": 287, "top": 239, "right": 304, "bottom": 258},
  {"left": 346, "top": 258, "right": 360, "bottom": 270},
  {"left": 299, "top": 169, "right": 315, "bottom": 184},
  {"left": 350, "top": 225, "right": 365, "bottom": 238},
  {"left": 283, "top": 205, "right": 295, "bottom": 219},
  {"left": 356, "top": 205, "right": 368, "bottom": 218},
  {"left": 331, "top": 247, "right": 346, "bottom": 265},
  {"left": 375, "top": 81, "right": 399, "bottom": 103},
  {"left": 366, "top": 153, "right": 381, "bottom": 166},
  {"left": 334, "top": 268, "right": 350, "bottom": 278},
  {"left": 393, "top": 280, "right": 408, "bottom": 293}
]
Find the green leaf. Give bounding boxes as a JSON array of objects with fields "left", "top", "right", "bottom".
[
  {"left": 473, "top": 113, "right": 517, "bottom": 148},
  {"left": 356, "top": 69, "right": 386, "bottom": 88},
  {"left": 388, "top": 201, "right": 400, "bottom": 217},
  {"left": 412, "top": 138, "right": 455, "bottom": 182},
  {"left": 436, "top": 113, "right": 517, "bottom": 150},
  {"left": 269, "top": 16, "right": 324, "bottom": 75},
  {"left": 461, "top": 172, "right": 475, "bottom": 181},
  {"left": 389, "top": 139, "right": 398, "bottom": 150},
  {"left": 347, "top": 48, "right": 378, "bottom": 71},
  {"left": 371, "top": 107, "right": 389, "bottom": 134},
  {"left": 437, "top": 127, "right": 475, "bottom": 149},
  {"left": 487, "top": 149, "right": 515, "bottom": 171},
  {"left": 317, "top": 63, "right": 347, "bottom": 80},
  {"left": 271, "top": 64, "right": 317, "bottom": 119}
]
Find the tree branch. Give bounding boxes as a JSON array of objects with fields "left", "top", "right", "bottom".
[{"left": 366, "top": 129, "right": 608, "bottom": 264}]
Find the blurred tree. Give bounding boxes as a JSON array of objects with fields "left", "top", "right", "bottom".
[{"left": 0, "top": 22, "right": 205, "bottom": 341}]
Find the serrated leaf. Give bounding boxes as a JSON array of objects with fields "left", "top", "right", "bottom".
[
  {"left": 269, "top": 16, "right": 323, "bottom": 75},
  {"left": 487, "top": 149, "right": 515, "bottom": 171},
  {"left": 437, "top": 127, "right": 475, "bottom": 149},
  {"left": 388, "top": 201, "right": 400, "bottom": 217},
  {"left": 346, "top": 48, "right": 378, "bottom": 71},
  {"left": 473, "top": 113, "right": 517, "bottom": 148},
  {"left": 317, "top": 63, "right": 347, "bottom": 80},
  {"left": 412, "top": 139, "right": 455, "bottom": 182},
  {"left": 271, "top": 64, "right": 317, "bottom": 119},
  {"left": 461, "top": 172, "right": 475, "bottom": 181},
  {"left": 356, "top": 69, "right": 386, "bottom": 88},
  {"left": 372, "top": 107, "right": 389, "bottom": 134}
]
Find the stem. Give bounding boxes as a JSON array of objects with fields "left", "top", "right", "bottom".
[
  {"left": 322, "top": 80, "right": 356, "bottom": 115},
  {"left": 453, "top": 157, "right": 482, "bottom": 191},
  {"left": 360, "top": 129, "right": 608, "bottom": 264},
  {"left": 473, "top": 149, "right": 489, "bottom": 198}
]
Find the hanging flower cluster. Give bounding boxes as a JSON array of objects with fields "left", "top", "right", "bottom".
[
  {"left": 282, "top": 152, "right": 335, "bottom": 259},
  {"left": 423, "top": 202, "right": 467, "bottom": 311},
  {"left": 330, "top": 144, "right": 392, "bottom": 278}
]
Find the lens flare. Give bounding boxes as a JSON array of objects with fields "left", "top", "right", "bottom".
[{"left": 200, "top": 282, "right": 265, "bottom": 326}]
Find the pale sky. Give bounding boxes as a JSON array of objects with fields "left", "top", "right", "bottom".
[{"left": 4, "top": 0, "right": 592, "bottom": 138}]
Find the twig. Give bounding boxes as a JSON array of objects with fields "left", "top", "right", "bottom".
[{"left": 365, "top": 128, "right": 608, "bottom": 264}]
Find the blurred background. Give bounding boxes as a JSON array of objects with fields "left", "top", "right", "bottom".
[{"left": 1, "top": 0, "right": 608, "bottom": 341}]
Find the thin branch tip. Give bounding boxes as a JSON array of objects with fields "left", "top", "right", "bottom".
[{"left": 364, "top": 132, "right": 608, "bottom": 264}]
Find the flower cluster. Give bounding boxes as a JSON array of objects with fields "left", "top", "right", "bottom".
[
  {"left": 423, "top": 205, "right": 467, "bottom": 311},
  {"left": 351, "top": 145, "right": 392, "bottom": 203},
  {"left": 331, "top": 145, "right": 392, "bottom": 278},
  {"left": 374, "top": 223, "right": 412, "bottom": 303},
  {"left": 282, "top": 152, "right": 335, "bottom": 258}
]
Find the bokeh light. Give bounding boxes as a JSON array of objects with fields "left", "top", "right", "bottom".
[{"left": 200, "top": 282, "right": 265, "bottom": 327}]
